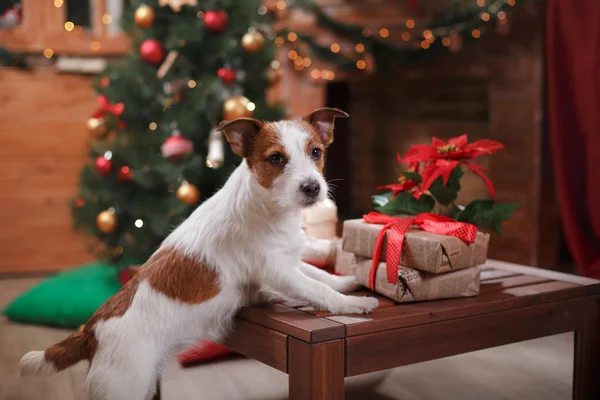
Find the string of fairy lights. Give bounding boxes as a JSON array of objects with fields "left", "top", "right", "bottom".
[
  {"left": 273, "top": 0, "right": 520, "bottom": 80},
  {"left": 43, "top": 0, "right": 520, "bottom": 79},
  {"left": 42, "top": 0, "right": 115, "bottom": 58}
]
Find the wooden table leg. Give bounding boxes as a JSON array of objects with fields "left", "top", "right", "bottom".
[
  {"left": 573, "top": 298, "right": 600, "bottom": 400},
  {"left": 152, "top": 379, "right": 161, "bottom": 400},
  {"left": 288, "top": 337, "right": 345, "bottom": 400}
]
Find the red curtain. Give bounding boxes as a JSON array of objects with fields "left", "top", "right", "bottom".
[{"left": 547, "top": 0, "right": 600, "bottom": 278}]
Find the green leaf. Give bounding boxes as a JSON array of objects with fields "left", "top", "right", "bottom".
[
  {"left": 457, "top": 200, "right": 519, "bottom": 235},
  {"left": 401, "top": 171, "right": 422, "bottom": 183},
  {"left": 428, "top": 167, "right": 463, "bottom": 206},
  {"left": 375, "top": 192, "right": 435, "bottom": 216},
  {"left": 372, "top": 192, "right": 393, "bottom": 207}
]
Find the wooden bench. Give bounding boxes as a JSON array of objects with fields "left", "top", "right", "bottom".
[{"left": 156, "top": 260, "right": 600, "bottom": 399}]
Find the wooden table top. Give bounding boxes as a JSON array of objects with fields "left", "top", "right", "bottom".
[{"left": 236, "top": 260, "right": 600, "bottom": 344}]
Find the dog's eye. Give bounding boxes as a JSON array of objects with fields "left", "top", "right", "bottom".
[
  {"left": 268, "top": 153, "right": 285, "bottom": 166},
  {"left": 311, "top": 148, "right": 322, "bottom": 161}
]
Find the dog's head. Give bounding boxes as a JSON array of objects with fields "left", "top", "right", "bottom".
[{"left": 219, "top": 108, "right": 348, "bottom": 209}]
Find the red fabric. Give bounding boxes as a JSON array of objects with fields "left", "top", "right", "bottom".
[
  {"left": 176, "top": 340, "right": 237, "bottom": 365},
  {"left": 547, "top": 0, "right": 600, "bottom": 278},
  {"left": 362, "top": 212, "right": 478, "bottom": 289}
]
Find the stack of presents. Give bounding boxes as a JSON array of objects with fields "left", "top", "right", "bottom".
[
  {"left": 335, "top": 213, "right": 489, "bottom": 303},
  {"left": 303, "top": 202, "right": 490, "bottom": 304}
]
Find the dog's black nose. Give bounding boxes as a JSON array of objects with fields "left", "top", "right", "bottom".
[{"left": 300, "top": 180, "right": 321, "bottom": 198}]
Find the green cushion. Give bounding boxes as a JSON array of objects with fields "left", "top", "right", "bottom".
[{"left": 3, "top": 261, "right": 131, "bottom": 329}]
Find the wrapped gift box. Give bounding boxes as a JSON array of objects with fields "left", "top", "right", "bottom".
[
  {"left": 342, "top": 218, "right": 489, "bottom": 274},
  {"left": 338, "top": 249, "right": 480, "bottom": 303}
]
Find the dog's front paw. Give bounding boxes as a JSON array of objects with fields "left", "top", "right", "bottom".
[
  {"left": 329, "top": 275, "right": 362, "bottom": 293},
  {"left": 330, "top": 295, "right": 379, "bottom": 315}
]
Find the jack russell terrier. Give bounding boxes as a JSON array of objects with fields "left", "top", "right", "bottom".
[{"left": 19, "top": 108, "right": 379, "bottom": 400}]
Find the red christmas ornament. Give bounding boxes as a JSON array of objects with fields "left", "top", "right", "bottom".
[
  {"left": 99, "top": 77, "right": 110, "bottom": 87},
  {"left": 118, "top": 166, "right": 133, "bottom": 181},
  {"left": 140, "top": 39, "right": 165, "bottom": 64},
  {"left": 217, "top": 67, "right": 236, "bottom": 85},
  {"left": 204, "top": 10, "right": 228, "bottom": 32},
  {"left": 95, "top": 156, "right": 113, "bottom": 176},
  {"left": 161, "top": 130, "right": 194, "bottom": 159},
  {"left": 75, "top": 198, "right": 85, "bottom": 208}
]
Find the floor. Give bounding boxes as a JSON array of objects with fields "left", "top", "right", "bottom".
[{"left": 0, "top": 277, "right": 574, "bottom": 400}]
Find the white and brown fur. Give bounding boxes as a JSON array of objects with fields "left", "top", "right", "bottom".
[{"left": 19, "top": 108, "right": 379, "bottom": 400}]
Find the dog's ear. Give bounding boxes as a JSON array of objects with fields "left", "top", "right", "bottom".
[
  {"left": 305, "top": 108, "right": 349, "bottom": 147},
  {"left": 219, "top": 118, "right": 264, "bottom": 158}
]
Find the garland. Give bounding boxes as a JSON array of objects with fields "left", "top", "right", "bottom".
[{"left": 278, "top": 0, "right": 530, "bottom": 73}]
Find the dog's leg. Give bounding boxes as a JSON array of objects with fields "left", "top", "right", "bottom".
[
  {"left": 86, "top": 338, "right": 161, "bottom": 400},
  {"left": 248, "top": 285, "right": 294, "bottom": 305},
  {"left": 263, "top": 262, "right": 378, "bottom": 315},
  {"left": 297, "top": 262, "right": 361, "bottom": 293}
]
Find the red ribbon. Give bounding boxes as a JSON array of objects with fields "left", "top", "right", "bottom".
[
  {"left": 92, "top": 95, "right": 125, "bottom": 129},
  {"left": 362, "top": 212, "right": 478, "bottom": 290}
]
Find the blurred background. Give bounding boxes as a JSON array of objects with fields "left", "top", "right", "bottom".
[
  {"left": 1, "top": 0, "right": 598, "bottom": 399},
  {"left": 1, "top": 0, "right": 579, "bottom": 276}
]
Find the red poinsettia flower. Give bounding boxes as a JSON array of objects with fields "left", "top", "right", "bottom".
[
  {"left": 377, "top": 179, "right": 419, "bottom": 199},
  {"left": 401, "top": 134, "right": 504, "bottom": 198},
  {"left": 377, "top": 154, "right": 420, "bottom": 199}
]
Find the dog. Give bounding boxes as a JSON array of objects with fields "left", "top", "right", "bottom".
[{"left": 19, "top": 108, "right": 379, "bottom": 400}]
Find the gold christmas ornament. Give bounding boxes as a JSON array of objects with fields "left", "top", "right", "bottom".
[
  {"left": 158, "top": 0, "right": 197, "bottom": 12},
  {"left": 267, "top": 66, "right": 282, "bottom": 85},
  {"left": 241, "top": 31, "right": 265, "bottom": 52},
  {"left": 96, "top": 209, "right": 117, "bottom": 233},
  {"left": 86, "top": 117, "right": 108, "bottom": 138},
  {"left": 134, "top": 4, "right": 156, "bottom": 28},
  {"left": 177, "top": 182, "right": 200, "bottom": 205},
  {"left": 222, "top": 96, "right": 254, "bottom": 120}
]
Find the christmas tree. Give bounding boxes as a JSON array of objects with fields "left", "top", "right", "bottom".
[{"left": 72, "top": 0, "right": 285, "bottom": 264}]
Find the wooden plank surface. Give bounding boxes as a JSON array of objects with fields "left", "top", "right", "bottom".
[
  {"left": 345, "top": 297, "right": 593, "bottom": 376},
  {"left": 479, "top": 274, "right": 551, "bottom": 293},
  {"left": 480, "top": 268, "right": 521, "bottom": 281},
  {"left": 334, "top": 281, "right": 590, "bottom": 337},
  {"left": 288, "top": 338, "right": 345, "bottom": 400},
  {"left": 573, "top": 297, "right": 600, "bottom": 400},
  {"left": 223, "top": 319, "right": 288, "bottom": 373},
  {"left": 238, "top": 304, "right": 345, "bottom": 343},
  {"left": 484, "top": 260, "right": 600, "bottom": 286}
]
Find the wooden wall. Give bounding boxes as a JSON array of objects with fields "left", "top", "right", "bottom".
[{"left": 0, "top": 69, "right": 94, "bottom": 273}]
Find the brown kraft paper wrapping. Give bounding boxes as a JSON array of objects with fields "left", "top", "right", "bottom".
[
  {"left": 339, "top": 250, "right": 480, "bottom": 303},
  {"left": 335, "top": 242, "right": 352, "bottom": 276},
  {"left": 342, "top": 218, "right": 490, "bottom": 274}
]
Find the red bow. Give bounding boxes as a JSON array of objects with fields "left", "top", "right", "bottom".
[
  {"left": 92, "top": 95, "right": 125, "bottom": 129},
  {"left": 362, "top": 212, "right": 478, "bottom": 290}
]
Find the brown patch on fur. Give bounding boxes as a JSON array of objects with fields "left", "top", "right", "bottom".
[
  {"left": 42, "top": 247, "right": 220, "bottom": 371},
  {"left": 304, "top": 107, "right": 349, "bottom": 146},
  {"left": 44, "top": 331, "right": 98, "bottom": 371},
  {"left": 86, "top": 273, "right": 142, "bottom": 328},
  {"left": 145, "top": 247, "right": 221, "bottom": 304},
  {"left": 42, "top": 274, "right": 141, "bottom": 370},
  {"left": 301, "top": 120, "right": 326, "bottom": 173},
  {"left": 246, "top": 122, "right": 288, "bottom": 188}
]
